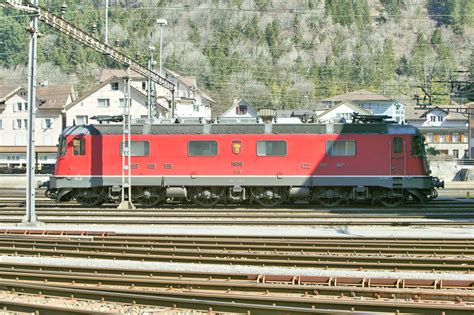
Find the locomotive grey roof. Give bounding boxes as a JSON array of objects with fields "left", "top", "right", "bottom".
[{"left": 62, "top": 123, "right": 420, "bottom": 136}]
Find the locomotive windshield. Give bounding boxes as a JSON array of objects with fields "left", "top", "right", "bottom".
[
  {"left": 411, "top": 135, "right": 426, "bottom": 157},
  {"left": 57, "top": 136, "right": 67, "bottom": 157}
]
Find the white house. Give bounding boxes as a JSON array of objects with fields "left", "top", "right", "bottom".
[
  {"left": 64, "top": 76, "right": 149, "bottom": 126},
  {"left": 317, "top": 101, "right": 372, "bottom": 123},
  {"left": 220, "top": 99, "right": 259, "bottom": 122},
  {"left": 320, "top": 89, "right": 405, "bottom": 124},
  {"left": 99, "top": 68, "right": 213, "bottom": 119},
  {"left": 405, "top": 104, "right": 469, "bottom": 159},
  {"left": 0, "top": 84, "right": 75, "bottom": 167}
]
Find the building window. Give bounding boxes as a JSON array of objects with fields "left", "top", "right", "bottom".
[
  {"left": 119, "top": 98, "right": 126, "bottom": 107},
  {"left": 76, "top": 115, "right": 88, "bottom": 125},
  {"left": 111, "top": 82, "right": 119, "bottom": 90},
  {"left": 24, "top": 102, "right": 28, "bottom": 111},
  {"left": 13, "top": 119, "right": 22, "bottom": 129},
  {"left": 97, "top": 98, "right": 110, "bottom": 107},
  {"left": 430, "top": 116, "right": 436, "bottom": 122},
  {"left": 14, "top": 102, "right": 22, "bottom": 112},
  {"left": 120, "top": 141, "right": 150, "bottom": 157},
  {"left": 43, "top": 118, "right": 52, "bottom": 129},
  {"left": 142, "top": 82, "right": 147, "bottom": 90},
  {"left": 0, "top": 119, "right": 2, "bottom": 129},
  {"left": 256, "top": 140, "right": 287, "bottom": 156},
  {"left": 72, "top": 138, "right": 85, "bottom": 156},
  {"left": 326, "top": 140, "right": 356, "bottom": 157},
  {"left": 437, "top": 115, "right": 443, "bottom": 122},
  {"left": 439, "top": 134, "right": 446, "bottom": 143},
  {"left": 426, "top": 133, "right": 433, "bottom": 143},
  {"left": 453, "top": 149, "right": 459, "bottom": 159},
  {"left": 236, "top": 105, "right": 248, "bottom": 115},
  {"left": 452, "top": 133, "right": 459, "bottom": 142},
  {"left": 188, "top": 141, "right": 218, "bottom": 156},
  {"left": 393, "top": 137, "right": 403, "bottom": 154},
  {"left": 193, "top": 104, "right": 200, "bottom": 112}
]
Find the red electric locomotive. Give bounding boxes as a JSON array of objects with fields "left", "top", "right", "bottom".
[{"left": 46, "top": 119, "right": 443, "bottom": 207}]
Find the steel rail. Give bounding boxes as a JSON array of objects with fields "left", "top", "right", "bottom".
[
  {"left": 2, "top": 231, "right": 474, "bottom": 245},
  {"left": 1, "top": 261, "right": 472, "bottom": 290},
  {"left": 1, "top": 235, "right": 474, "bottom": 257},
  {"left": 0, "top": 267, "right": 473, "bottom": 303},
  {"left": 0, "top": 299, "right": 114, "bottom": 315},
  {"left": 1, "top": 280, "right": 472, "bottom": 314},
  {"left": 1, "top": 241, "right": 473, "bottom": 271}
]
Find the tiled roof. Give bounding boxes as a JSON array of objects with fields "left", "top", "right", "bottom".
[
  {"left": 0, "top": 85, "right": 73, "bottom": 110},
  {"left": 405, "top": 104, "right": 468, "bottom": 121},
  {"left": 37, "top": 85, "right": 74, "bottom": 109},
  {"left": 99, "top": 69, "right": 144, "bottom": 82},
  {"left": 0, "top": 86, "right": 20, "bottom": 103}
]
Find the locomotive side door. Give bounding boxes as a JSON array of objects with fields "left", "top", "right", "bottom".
[{"left": 390, "top": 136, "right": 405, "bottom": 175}]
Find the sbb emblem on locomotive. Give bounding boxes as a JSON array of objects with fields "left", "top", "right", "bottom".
[{"left": 232, "top": 140, "right": 242, "bottom": 154}]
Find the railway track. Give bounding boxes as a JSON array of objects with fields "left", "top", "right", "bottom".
[
  {"left": 1, "top": 232, "right": 474, "bottom": 272},
  {"left": 0, "top": 264, "right": 474, "bottom": 314},
  {"left": 0, "top": 199, "right": 473, "bottom": 226},
  {"left": 0, "top": 232, "right": 472, "bottom": 313},
  {"left": 0, "top": 260, "right": 471, "bottom": 314}
]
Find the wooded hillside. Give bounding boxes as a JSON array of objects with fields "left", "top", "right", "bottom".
[{"left": 0, "top": 0, "right": 472, "bottom": 113}]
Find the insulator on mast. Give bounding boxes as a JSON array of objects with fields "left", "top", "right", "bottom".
[{"left": 60, "top": 2, "right": 67, "bottom": 18}]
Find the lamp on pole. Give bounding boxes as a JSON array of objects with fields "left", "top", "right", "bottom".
[
  {"left": 156, "top": 18, "right": 173, "bottom": 118},
  {"left": 156, "top": 18, "right": 167, "bottom": 76},
  {"left": 104, "top": 0, "right": 109, "bottom": 45},
  {"left": 147, "top": 46, "right": 155, "bottom": 119}
]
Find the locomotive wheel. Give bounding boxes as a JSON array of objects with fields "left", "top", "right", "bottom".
[
  {"left": 132, "top": 187, "right": 163, "bottom": 207},
  {"left": 251, "top": 187, "right": 284, "bottom": 208},
  {"left": 379, "top": 197, "right": 403, "bottom": 208},
  {"left": 318, "top": 197, "right": 342, "bottom": 207},
  {"left": 75, "top": 188, "right": 106, "bottom": 207},
  {"left": 193, "top": 188, "right": 224, "bottom": 207}
]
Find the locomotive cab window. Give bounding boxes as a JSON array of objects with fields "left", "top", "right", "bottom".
[
  {"left": 72, "top": 138, "right": 85, "bottom": 156},
  {"left": 188, "top": 141, "right": 218, "bottom": 156},
  {"left": 120, "top": 141, "right": 150, "bottom": 156},
  {"left": 411, "top": 135, "right": 425, "bottom": 157},
  {"left": 58, "top": 137, "right": 67, "bottom": 157},
  {"left": 256, "top": 141, "right": 287, "bottom": 156},
  {"left": 392, "top": 137, "right": 403, "bottom": 154},
  {"left": 326, "top": 140, "right": 356, "bottom": 156}
]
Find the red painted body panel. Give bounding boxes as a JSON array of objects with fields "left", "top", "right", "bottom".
[{"left": 55, "top": 133, "right": 428, "bottom": 177}]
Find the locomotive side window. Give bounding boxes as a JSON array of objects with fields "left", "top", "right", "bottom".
[
  {"left": 72, "top": 138, "right": 85, "bottom": 156},
  {"left": 188, "top": 141, "right": 218, "bottom": 156},
  {"left": 120, "top": 141, "right": 150, "bottom": 156},
  {"left": 411, "top": 135, "right": 424, "bottom": 156},
  {"left": 393, "top": 137, "right": 403, "bottom": 154},
  {"left": 256, "top": 141, "right": 287, "bottom": 156},
  {"left": 58, "top": 137, "right": 67, "bottom": 157},
  {"left": 326, "top": 140, "right": 356, "bottom": 156}
]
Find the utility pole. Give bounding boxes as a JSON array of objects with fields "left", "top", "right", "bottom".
[
  {"left": 118, "top": 66, "right": 135, "bottom": 210},
  {"left": 22, "top": 0, "right": 42, "bottom": 226},
  {"left": 104, "top": 0, "right": 109, "bottom": 45}
]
